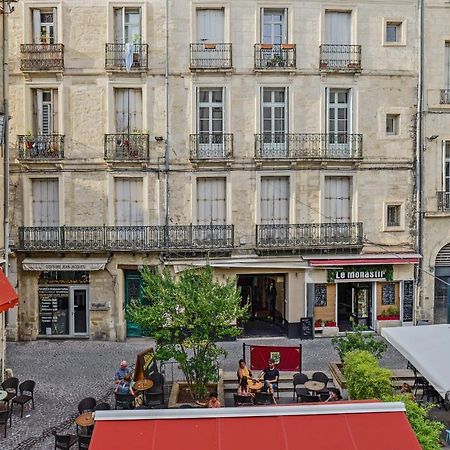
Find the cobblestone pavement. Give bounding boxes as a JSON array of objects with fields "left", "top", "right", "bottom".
[{"left": 2, "top": 336, "right": 407, "bottom": 450}]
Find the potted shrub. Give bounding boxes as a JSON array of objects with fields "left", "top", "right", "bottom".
[
  {"left": 267, "top": 54, "right": 285, "bottom": 67},
  {"left": 377, "top": 306, "right": 400, "bottom": 321},
  {"left": 314, "top": 319, "right": 323, "bottom": 328},
  {"left": 325, "top": 320, "right": 337, "bottom": 327}
]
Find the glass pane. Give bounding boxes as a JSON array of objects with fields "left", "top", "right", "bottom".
[
  {"left": 338, "top": 92, "right": 348, "bottom": 103},
  {"left": 386, "top": 25, "right": 397, "bottom": 42},
  {"left": 199, "top": 107, "right": 208, "bottom": 119},
  {"left": 274, "top": 90, "right": 285, "bottom": 103},
  {"left": 212, "top": 108, "right": 222, "bottom": 119},
  {"left": 199, "top": 90, "right": 209, "bottom": 103},
  {"left": 212, "top": 90, "right": 222, "bottom": 102},
  {"left": 263, "top": 89, "right": 272, "bottom": 103},
  {"left": 73, "top": 289, "right": 87, "bottom": 334}
]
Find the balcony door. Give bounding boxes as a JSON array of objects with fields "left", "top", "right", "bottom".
[
  {"left": 197, "top": 88, "right": 224, "bottom": 157},
  {"left": 114, "top": 8, "right": 141, "bottom": 43},
  {"left": 260, "top": 9, "right": 287, "bottom": 67},
  {"left": 115, "top": 88, "right": 142, "bottom": 134},
  {"left": 196, "top": 9, "right": 225, "bottom": 68},
  {"left": 32, "top": 9, "right": 57, "bottom": 44},
  {"left": 325, "top": 11, "right": 351, "bottom": 45},
  {"left": 33, "top": 89, "right": 58, "bottom": 136},
  {"left": 445, "top": 43, "right": 450, "bottom": 90},
  {"left": 32, "top": 179, "right": 59, "bottom": 227},
  {"left": 115, "top": 178, "right": 144, "bottom": 239},
  {"left": 326, "top": 88, "right": 351, "bottom": 157},
  {"left": 262, "top": 88, "right": 287, "bottom": 157},
  {"left": 324, "top": 177, "right": 351, "bottom": 223}
]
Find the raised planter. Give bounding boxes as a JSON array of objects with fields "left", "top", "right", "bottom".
[
  {"left": 322, "top": 326, "right": 339, "bottom": 337},
  {"left": 376, "top": 315, "right": 400, "bottom": 321},
  {"left": 329, "top": 362, "right": 348, "bottom": 399},
  {"left": 376, "top": 319, "right": 401, "bottom": 333}
]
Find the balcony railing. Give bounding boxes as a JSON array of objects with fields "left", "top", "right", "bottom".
[
  {"left": 319, "top": 45, "right": 361, "bottom": 72},
  {"left": 20, "top": 44, "right": 64, "bottom": 72},
  {"left": 440, "top": 90, "right": 450, "bottom": 104},
  {"left": 190, "top": 43, "right": 232, "bottom": 70},
  {"left": 437, "top": 192, "right": 450, "bottom": 211},
  {"left": 255, "top": 133, "right": 363, "bottom": 159},
  {"left": 18, "top": 135, "right": 64, "bottom": 160},
  {"left": 104, "top": 134, "right": 150, "bottom": 160},
  {"left": 256, "top": 223, "right": 364, "bottom": 250},
  {"left": 105, "top": 43, "right": 148, "bottom": 72},
  {"left": 190, "top": 133, "right": 233, "bottom": 160},
  {"left": 18, "top": 225, "right": 234, "bottom": 251},
  {"left": 254, "top": 44, "right": 296, "bottom": 69}
]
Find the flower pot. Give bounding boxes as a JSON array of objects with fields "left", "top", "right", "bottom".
[
  {"left": 325, "top": 322, "right": 337, "bottom": 327},
  {"left": 377, "top": 315, "right": 400, "bottom": 321}
]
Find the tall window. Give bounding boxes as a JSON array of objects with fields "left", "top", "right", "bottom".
[
  {"left": 115, "top": 88, "right": 143, "bottom": 133},
  {"left": 32, "top": 179, "right": 59, "bottom": 226},
  {"left": 260, "top": 177, "right": 289, "bottom": 224},
  {"left": 32, "top": 9, "right": 57, "bottom": 44},
  {"left": 198, "top": 88, "right": 223, "bottom": 135},
  {"left": 445, "top": 42, "right": 450, "bottom": 90},
  {"left": 326, "top": 88, "right": 351, "bottom": 156},
  {"left": 325, "top": 11, "right": 351, "bottom": 45},
  {"left": 261, "top": 9, "right": 287, "bottom": 44},
  {"left": 444, "top": 142, "right": 450, "bottom": 193},
  {"left": 114, "top": 8, "right": 141, "bottom": 43},
  {"left": 196, "top": 178, "right": 226, "bottom": 225},
  {"left": 324, "top": 176, "right": 351, "bottom": 223},
  {"left": 114, "top": 178, "right": 144, "bottom": 226},
  {"left": 197, "top": 9, "right": 224, "bottom": 43},
  {"left": 33, "top": 89, "right": 58, "bottom": 135},
  {"left": 261, "top": 88, "right": 287, "bottom": 157}
]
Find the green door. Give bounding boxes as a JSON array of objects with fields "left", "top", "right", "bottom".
[{"left": 125, "top": 271, "right": 143, "bottom": 337}]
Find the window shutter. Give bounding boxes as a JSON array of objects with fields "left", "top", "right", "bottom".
[
  {"left": 32, "top": 179, "right": 59, "bottom": 226},
  {"left": 115, "top": 89, "right": 127, "bottom": 133},
  {"left": 130, "top": 179, "right": 144, "bottom": 225},
  {"left": 36, "top": 89, "right": 44, "bottom": 135},
  {"left": 283, "top": 8, "right": 288, "bottom": 43},
  {"left": 52, "top": 89, "right": 58, "bottom": 134},
  {"left": 115, "top": 179, "right": 143, "bottom": 226},
  {"left": 129, "top": 89, "right": 142, "bottom": 132},
  {"left": 53, "top": 7, "right": 58, "bottom": 42},
  {"left": 197, "top": 178, "right": 226, "bottom": 225},
  {"left": 324, "top": 177, "right": 351, "bottom": 222},
  {"left": 261, "top": 177, "right": 289, "bottom": 224},
  {"left": 114, "top": 8, "right": 124, "bottom": 43},
  {"left": 32, "top": 9, "right": 41, "bottom": 44},
  {"left": 445, "top": 43, "right": 450, "bottom": 89}
]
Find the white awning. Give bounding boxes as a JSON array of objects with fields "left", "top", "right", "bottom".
[
  {"left": 22, "top": 258, "right": 108, "bottom": 271},
  {"left": 381, "top": 325, "right": 450, "bottom": 398}
]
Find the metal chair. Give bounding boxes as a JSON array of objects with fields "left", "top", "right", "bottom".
[
  {"left": 312, "top": 371, "right": 330, "bottom": 397},
  {"left": 1, "top": 377, "right": 19, "bottom": 407},
  {"left": 77, "top": 434, "right": 91, "bottom": 450},
  {"left": 115, "top": 393, "right": 135, "bottom": 410},
  {"left": 254, "top": 392, "right": 275, "bottom": 405},
  {"left": 77, "top": 397, "right": 96, "bottom": 414},
  {"left": 54, "top": 432, "right": 78, "bottom": 450},
  {"left": 233, "top": 394, "right": 254, "bottom": 406},
  {"left": 0, "top": 406, "right": 12, "bottom": 438},
  {"left": 299, "top": 393, "right": 320, "bottom": 403},
  {"left": 145, "top": 372, "right": 165, "bottom": 407},
  {"left": 293, "top": 373, "right": 310, "bottom": 402},
  {"left": 94, "top": 402, "right": 110, "bottom": 411},
  {"left": 11, "top": 380, "right": 35, "bottom": 418}
]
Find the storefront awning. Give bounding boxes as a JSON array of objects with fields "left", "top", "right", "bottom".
[
  {"left": 90, "top": 403, "right": 420, "bottom": 450},
  {"left": 22, "top": 258, "right": 108, "bottom": 271},
  {"left": 0, "top": 269, "right": 18, "bottom": 313},
  {"left": 307, "top": 255, "right": 420, "bottom": 267}
]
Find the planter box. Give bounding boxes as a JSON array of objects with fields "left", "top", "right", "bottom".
[
  {"left": 329, "top": 362, "right": 348, "bottom": 399},
  {"left": 376, "top": 316, "right": 400, "bottom": 321},
  {"left": 325, "top": 322, "right": 337, "bottom": 327},
  {"left": 281, "top": 43, "right": 295, "bottom": 50},
  {"left": 322, "top": 326, "right": 339, "bottom": 337},
  {"left": 376, "top": 319, "right": 401, "bottom": 334},
  {"left": 260, "top": 44, "right": 273, "bottom": 50}
]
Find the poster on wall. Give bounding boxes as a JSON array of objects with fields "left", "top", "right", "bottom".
[
  {"left": 39, "top": 286, "right": 70, "bottom": 335},
  {"left": 314, "top": 284, "right": 327, "bottom": 307},
  {"left": 382, "top": 284, "right": 396, "bottom": 305}
]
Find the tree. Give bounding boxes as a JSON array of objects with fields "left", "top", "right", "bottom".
[{"left": 127, "top": 266, "right": 248, "bottom": 400}]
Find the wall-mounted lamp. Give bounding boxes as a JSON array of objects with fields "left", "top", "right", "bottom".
[
  {"left": 427, "top": 135, "right": 439, "bottom": 141},
  {"left": 155, "top": 136, "right": 164, "bottom": 142}
]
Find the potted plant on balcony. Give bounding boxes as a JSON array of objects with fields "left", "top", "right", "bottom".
[
  {"left": 267, "top": 54, "right": 285, "bottom": 67},
  {"left": 25, "top": 131, "right": 34, "bottom": 150}
]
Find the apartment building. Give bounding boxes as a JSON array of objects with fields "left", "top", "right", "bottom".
[{"left": 7, "top": 0, "right": 419, "bottom": 341}]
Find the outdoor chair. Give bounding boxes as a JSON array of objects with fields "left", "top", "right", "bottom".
[
  {"left": 0, "top": 406, "right": 12, "bottom": 438},
  {"left": 293, "top": 373, "right": 310, "bottom": 402},
  {"left": 146, "top": 372, "right": 165, "bottom": 406},
  {"left": 77, "top": 397, "right": 96, "bottom": 414},
  {"left": 94, "top": 402, "right": 110, "bottom": 411},
  {"left": 1, "top": 377, "right": 19, "bottom": 407},
  {"left": 77, "top": 434, "right": 91, "bottom": 450},
  {"left": 234, "top": 394, "right": 254, "bottom": 407},
  {"left": 312, "top": 371, "right": 330, "bottom": 396},
  {"left": 144, "top": 391, "right": 164, "bottom": 408},
  {"left": 115, "top": 393, "right": 135, "bottom": 410},
  {"left": 254, "top": 392, "right": 275, "bottom": 405},
  {"left": 407, "top": 362, "right": 428, "bottom": 398},
  {"left": 53, "top": 432, "right": 78, "bottom": 450},
  {"left": 299, "top": 393, "right": 320, "bottom": 403},
  {"left": 11, "top": 380, "right": 35, "bottom": 418},
  {"left": 178, "top": 404, "right": 193, "bottom": 408}
]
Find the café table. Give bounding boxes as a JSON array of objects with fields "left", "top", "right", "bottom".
[
  {"left": 133, "top": 379, "right": 154, "bottom": 392},
  {"left": 75, "top": 411, "right": 95, "bottom": 433},
  {"left": 247, "top": 380, "right": 263, "bottom": 393},
  {"left": 304, "top": 380, "right": 325, "bottom": 395}
]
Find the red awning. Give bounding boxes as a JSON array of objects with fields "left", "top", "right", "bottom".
[
  {"left": 0, "top": 269, "right": 18, "bottom": 313},
  {"left": 90, "top": 403, "right": 420, "bottom": 450},
  {"left": 309, "top": 257, "right": 420, "bottom": 267}
]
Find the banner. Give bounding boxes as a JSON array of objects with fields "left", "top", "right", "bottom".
[
  {"left": 134, "top": 348, "right": 158, "bottom": 381},
  {"left": 249, "top": 345, "right": 302, "bottom": 372}
]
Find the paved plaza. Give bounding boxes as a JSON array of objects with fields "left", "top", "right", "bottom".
[{"left": 2, "top": 336, "right": 408, "bottom": 449}]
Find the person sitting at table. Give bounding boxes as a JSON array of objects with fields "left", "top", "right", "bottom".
[
  {"left": 237, "top": 359, "right": 252, "bottom": 382},
  {"left": 114, "top": 360, "right": 131, "bottom": 385},
  {"left": 258, "top": 359, "right": 279, "bottom": 395},
  {"left": 237, "top": 376, "right": 254, "bottom": 397},
  {"left": 196, "top": 392, "right": 221, "bottom": 408},
  {"left": 400, "top": 383, "right": 415, "bottom": 400},
  {"left": 325, "top": 388, "right": 342, "bottom": 402},
  {"left": 115, "top": 373, "right": 135, "bottom": 397}
]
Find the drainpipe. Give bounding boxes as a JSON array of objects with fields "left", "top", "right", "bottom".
[{"left": 164, "top": 0, "right": 169, "bottom": 230}]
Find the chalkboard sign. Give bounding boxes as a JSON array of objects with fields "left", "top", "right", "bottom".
[
  {"left": 300, "top": 317, "right": 314, "bottom": 340},
  {"left": 403, "top": 281, "right": 414, "bottom": 322},
  {"left": 382, "top": 283, "right": 395, "bottom": 305},
  {"left": 314, "top": 284, "right": 327, "bottom": 307}
]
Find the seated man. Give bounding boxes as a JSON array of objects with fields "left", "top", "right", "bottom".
[
  {"left": 114, "top": 360, "right": 131, "bottom": 385},
  {"left": 259, "top": 358, "right": 279, "bottom": 394}
]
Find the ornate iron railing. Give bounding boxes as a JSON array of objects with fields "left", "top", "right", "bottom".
[
  {"left": 18, "top": 135, "right": 64, "bottom": 159},
  {"left": 20, "top": 44, "right": 64, "bottom": 71},
  {"left": 104, "top": 134, "right": 150, "bottom": 160},
  {"left": 440, "top": 90, "right": 450, "bottom": 104},
  {"left": 255, "top": 133, "right": 363, "bottom": 159},
  {"left": 254, "top": 44, "right": 296, "bottom": 69},
  {"left": 437, "top": 192, "right": 450, "bottom": 211},
  {"left": 18, "top": 225, "right": 234, "bottom": 251},
  {"left": 256, "top": 223, "right": 363, "bottom": 249},
  {"left": 190, "top": 43, "right": 232, "bottom": 69},
  {"left": 319, "top": 45, "right": 361, "bottom": 71},
  {"left": 189, "top": 133, "right": 233, "bottom": 160},
  {"left": 105, "top": 43, "right": 148, "bottom": 71}
]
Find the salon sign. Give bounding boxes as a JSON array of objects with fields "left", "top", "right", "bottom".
[{"left": 327, "top": 265, "right": 393, "bottom": 283}]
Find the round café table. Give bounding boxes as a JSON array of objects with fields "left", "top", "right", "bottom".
[
  {"left": 247, "top": 380, "right": 263, "bottom": 392},
  {"left": 75, "top": 411, "right": 94, "bottom": 428},
  {"left": 304, "top": 380, "right": 325, "bottom": 394},
  {"left": 0, "top": 390, "right": 7, "bottom": 402},
  {"left": 133, "top": 379, "right": 154, "bottom": 392}
]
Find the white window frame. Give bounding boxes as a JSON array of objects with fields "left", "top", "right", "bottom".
[
  {"left": 260, "top": 8, "right": 288, "bottom": 44},
  {"left": 383, "top": 202, "right": 405, "bottom": 231},
  {"left": 191, "top": 4, "right": 230, "bottom": 43},
  {"left": 113, "top": 6, "right": 142, "bottom": 44},
  {"left": 383, "top": 19, "right": 406, "bottom": 46},
  {"left": 386, "top": 113, "right": 400, "bottom": 136},
  {"left": 108, "top": 2, "right": 147, "bottom": 44},
  {"left": 321, "top": 8, "right": 356, "bottom": 45}
]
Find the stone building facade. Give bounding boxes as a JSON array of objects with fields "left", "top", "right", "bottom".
[{"left": 7, "top": 0, "right": 420, "bottom": 341}]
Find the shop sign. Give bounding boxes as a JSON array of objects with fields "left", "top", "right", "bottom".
[
  {"left": 327, "top": 265, "right": 393, "bottom": 283},
  {"left": 23, "top": 259, "right": 107, "bottom": 271}
]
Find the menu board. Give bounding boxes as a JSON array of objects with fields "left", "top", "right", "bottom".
[
  {"left": 382, "top": 284, "right": 395, "bottom": 305},
  {"left": 39, "top": 286, "right": 69, "bottom": 335},
  {"left": 299, "top": 317, "right": 314, "bottom": 340},
  {"left": 314, "top": 284, "right": 327, "bottom": 307},
  {"left": 403, "top": 281, "right": 414, "bottom": 322}
]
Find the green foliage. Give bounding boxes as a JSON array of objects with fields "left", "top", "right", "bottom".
[
  {"left": 384, "top": 394, "right": 444, "bottom": 450},
  {"left": 332, "top": 323, "right": 387, "bottom": 361},
  {"left": 344, "top": 350, "right": 393, "bottom": 400},
  {"left": 126, "top": 266, "right": 248, "bottom": 400}
]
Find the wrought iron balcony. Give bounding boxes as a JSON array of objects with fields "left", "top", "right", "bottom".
[
  {"left": 104, "top": 134, "right": 150, "bottom": 160},
  {"left": 190, "top": 133, "right": 233, "bottom": 160},
  {"left": 18, "top": 225, "right": 234, "bottom": 251},
  {"left": 18, "top": 135, "right": 64, "bottom": 160},
  {"left": 256, "top": 223, "right": 363, "bottom": 250},
  {"left": 20, "top": 44, "right": 64, "bottom": 72},
  {"left": 319, "top": 45, "right": 361, "bottom": 72},
  {"left": 440, "top": 90, "right": 450, "bottom": 104},
  {"left": 190, "top": 43, "right": 232, "bottom": 70},
  {"left": 254, "top": 44, "right": 296, "bottom": 70},
  {"left": 105, "top": 43, "right": 148, "bottom": 72},
  {"left": 437, "top": 192, "right": 450, "bottom": 211},
  {"left": 255, "top": 133, "right": 363, "bottom": 159}
]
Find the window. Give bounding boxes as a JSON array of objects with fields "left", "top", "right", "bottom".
[
  {"left": 260, "top": 176, "right": 289, "bottom": 224},
  {"left": 326, "top": 88, "right": 352, "bottom": 156},
  {"left": 198, "top": 88, "right": 223, "bottom": 134},
  {"left": 115, "top": 88, "right": 142, "bottom": 133},
  {"left": 444, "top": 141, "right": 450, "bottom": 193},
  {"left": 386, "top": 21, "right": 402, "bottom": 43},
  {"left": 197, "top": 178, "right": 226, "bottom": 225},
  {"left": 32, "top": 179, "right": 59, "bottom": 226},
  {"left": 386, "top": 114, "right": 400, "bottom": 135},
  {"left": 324, "top": 177, "right": 351, "bottom": 223},
  {"left": 32, "top": 9, "right": 57, "bottom": 44},
  {"left": 445, "top": 42, "right": 450, "bottom": 96},
  {"left": 261, "top": 9, "right": 287, "bottom": 44},
  {"left": 325, "top": 11, "right": 351, "bottom": 45},
  {"left": 114, "top": 178, "right": 144, "bottom": 226},
  {"left": 197, "top": 9, "right": 224, "bottom": 43},
  {"left": 386, "top": 204, "right": 402, "bottom": 228},
  {"left": 33, "top": 89, "right": 58, "bottom": 135},
  {"left": 114, "top": 7, "right": 141, "bottom": 43}
]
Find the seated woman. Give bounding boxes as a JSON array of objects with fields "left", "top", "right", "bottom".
[
  {"left": 115, "top": 373, "right": 135, "bottom": 397},
  {"left": 237, "top": 359, "right": 252, "bottom": 382},
  {"left": 325, "top": 387, "right": 342, "bottom": 402},
  {"left": 196, "top": 392, "right": 221, "bottom": 408},
  {"left": 237, "top": 376, "right": 254, "bottom": 397}
]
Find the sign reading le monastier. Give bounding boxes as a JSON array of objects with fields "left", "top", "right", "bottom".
[{"left": 327, "top": 265, "right": 393, "bottom": 283}]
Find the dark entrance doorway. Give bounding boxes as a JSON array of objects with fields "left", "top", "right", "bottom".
[
  {"left": 124, "top": 270, "right": 144, "bottom": 337},
  {"left": 337, "top": 283, "right": 373, "bottom": 331},
  {"left": 237, "top": 274, "right": 285, "bottom": 336}
]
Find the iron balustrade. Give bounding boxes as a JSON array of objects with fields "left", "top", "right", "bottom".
[
  {"left": 437, "top": 192, "right": 450, "bottom": 211},
  {"left": 189, "top": 133, "right": 233, "bottom": 160},
  {"left": 104, "top": 134, "right": 150, "bottom": 160},
  {"left": 255, "top": 133, "right": 363, "bottom": 159},
  {"left": 256, "top": 223, "right": 363, "bottom": 249},
  {"left": 319, "top": 45, "right": 361, "bottom": 71},
  {"left": 18, "top": 225, "right": 234, "bottom": 251},
  {"left": 440, "top": 90, "right": 450, "bottom": 104},
  {"left": 254, "top": 44, "right": 296, "bottom": 69},
  {"left": 20, "top": 44, "right": 64, "bottom": 71},
  {"left": 18, "top": 135, "right": 64, "bottom": 160},
  {"left": 105, "top": 43, "right": 149, "bottom": 72},
  {"left": 190, "top": 43, "right": 232, "bottom": 70}
]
